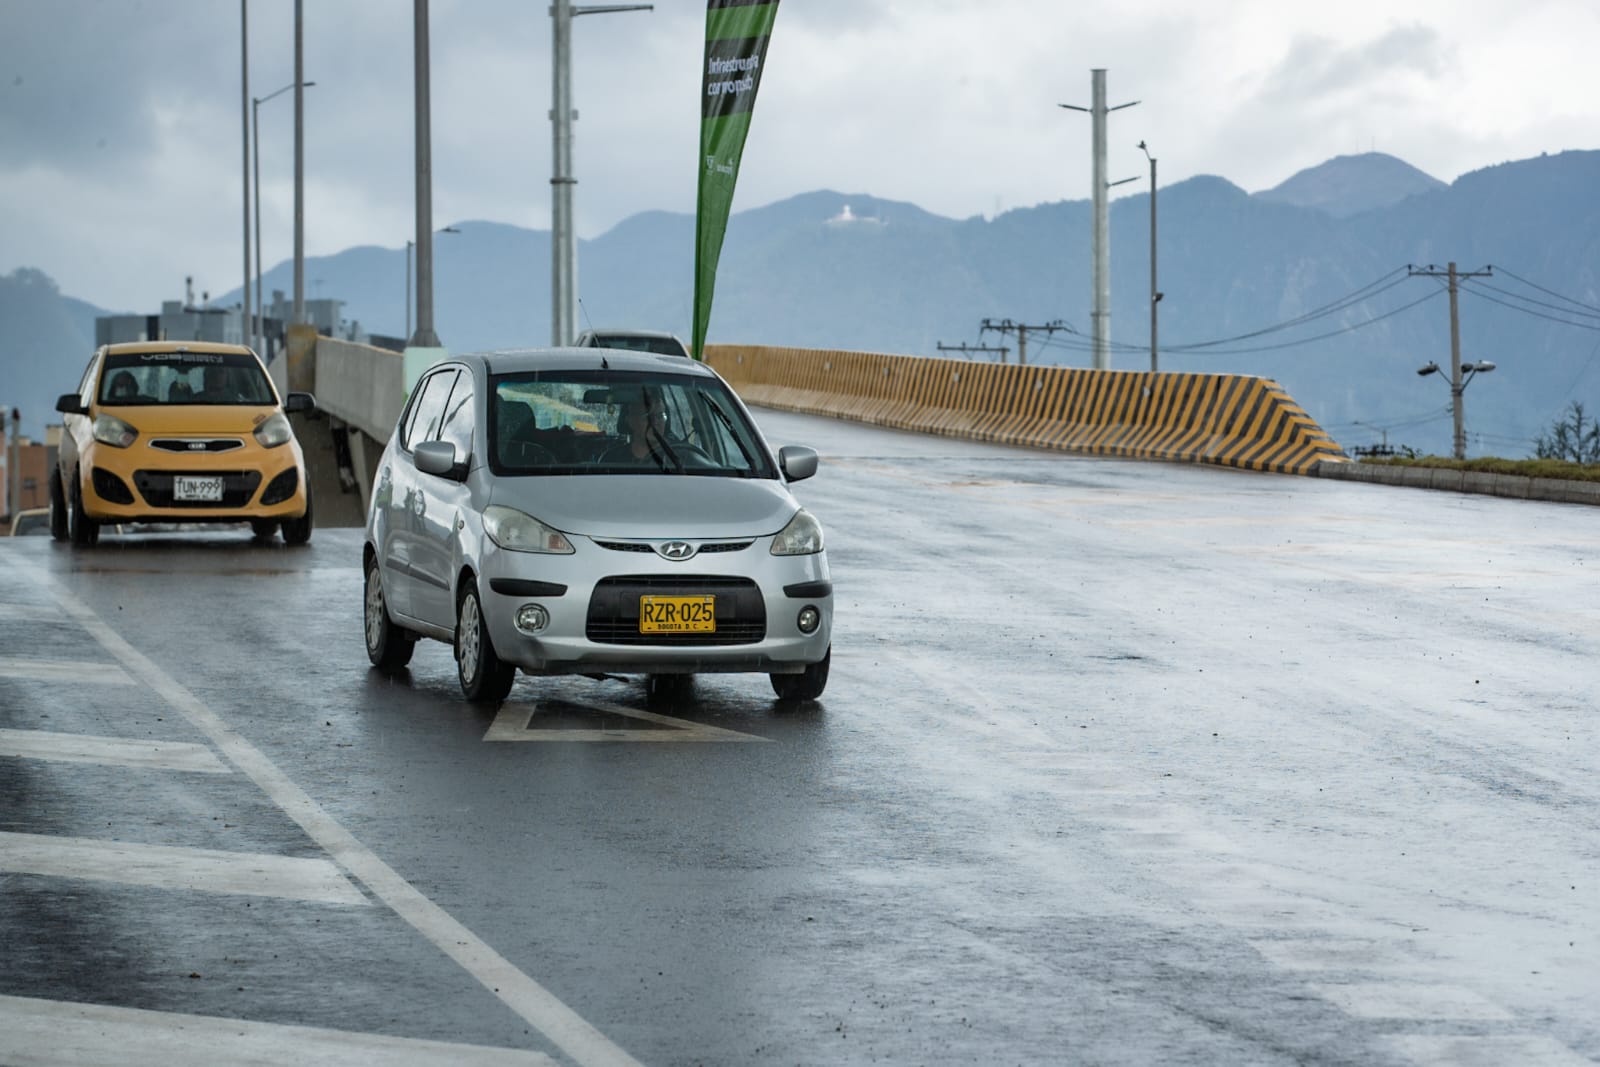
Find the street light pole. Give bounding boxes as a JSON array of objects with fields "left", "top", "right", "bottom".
[
  {"left": 254, "top": 80, "right": 314, "bottom": 358},
  {"left": 549, "top": 1, "right": 653, "bottom": 346},
  {"left": 240, "top": 0, "right": 251, "bottom": 351},
  {"left": 1409, "top": 261, "right": 1493, "bottom": 459},
  {"left": 1060, "top": 70, "right": 1138, "bottom": 370},
  {"left": 410, "top": 0, "right": 441, "bottom": 348},
  {"left": 1139, "top": 140, "right": 1159, "bottom": 373},
  {"left": 292, "top": 0, "right": 305, "bottom": 326}
]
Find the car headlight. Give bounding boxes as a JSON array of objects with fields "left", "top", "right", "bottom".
[
  {"left": 483, "top": 505, "right": 575, "bottom": 554},
  {"left": 770, "top": 509, "right": 824, "bottom": 555},
  {"left": 254, "top": 411, "right": 293, "bottom": 448},
  {"left": 91, "top": 414, "right": 138, "bottom": 449}
]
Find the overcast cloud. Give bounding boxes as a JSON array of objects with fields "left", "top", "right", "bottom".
[{"left": 1, "top": 0, "right": 1595, "bottom": 311}]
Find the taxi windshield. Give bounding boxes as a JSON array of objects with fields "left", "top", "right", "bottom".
[{"left": 99, "top": 351, "right": 276, "bottom": 406}]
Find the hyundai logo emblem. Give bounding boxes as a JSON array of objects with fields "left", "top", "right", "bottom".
[{"left": 657, "top": 541, "right": 696, "bottom": 561}]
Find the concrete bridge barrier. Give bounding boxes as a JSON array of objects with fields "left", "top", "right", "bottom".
[{"left": 706, "top": 344, "right": 1347, "bottom": 475}]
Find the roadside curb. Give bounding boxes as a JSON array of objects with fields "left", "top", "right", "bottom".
[{"left": 1313, "top": 461, "right": 1600, "bottom": 506}]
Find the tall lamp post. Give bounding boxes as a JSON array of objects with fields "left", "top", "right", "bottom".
[
  {"left": 254, "top": 80, "right": 315, "bottom": 358},
  {"left": 1418, "top": 359, "right": 1495, "bottom": 460},
  {"left": 549, "top": 0, "right": 653, "bottom": 346},
  {"left": 1138, "top": 139, "right": 1161, "bottom": 373},
  {"left": 406, "top": 226, "right": 458, "bottom": 341}
]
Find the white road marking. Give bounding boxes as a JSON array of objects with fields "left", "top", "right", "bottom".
[
  {"left": 0, "top": 832, "right": 369, "bottom": 906},
  {"left": 1312, "top": 982, "right": 1515, "bottom": 1020},
  {"left": 0, "top": 728, "right": 229, "bottom": 773},
  {"left": 0, "top": 655, "right": 130, "bottom": 685},
  {"left": 0, "top": 993, "right": 558, "bottom": 1067},
  {"left": 1249, "top": 938, "right": 1421, "bottom": 973},
  {"left": 22, "top": 566, "right": 646, "bottom": 1067},
  {"left": 0, "top": 601, "right": 64, "bottom": 621},
  {"left": 1387, "top": 1034, "right": 1594, "bottom": 1067},
  {"left": 484, "top": 697, "right": 771, "bottom": 743}
]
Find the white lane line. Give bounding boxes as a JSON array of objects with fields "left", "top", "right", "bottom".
[
  {"left": 0, "top": 832, "right": 369, "bottom": 906},
  {"left": 0, "top": 602, "right": 64, "bottom": 622},
  {"left": 29, "top": 569, "right": 646, "bottom": 1067},
  {"left": 0, "top": 993, "right": 558, "bottom": 1067},
  {"left": 1249, "top": 938, "right": 1421, "bottom": 973},
  {"left": 1312, "top": 982, "right": 1515, "bottom": 1020},
  {"left": 0, "top": 728, "right": 229, "bottom": 773},
  {"left": 0, "top": 656, "right": 130, "bottom": 685},
  {"left": 1388, "top": 1035, "right": 1594, "bottom": 1067},
  {"left": 484, "top": 698, "right": 771, "bottom": 743}
]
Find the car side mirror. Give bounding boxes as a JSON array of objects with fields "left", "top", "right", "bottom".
[
  {"left": 414, "top": 439, "right": 467, "bottom": 480},
  {"left": 55, "top": 393, "right": 89, "bottom": 416},
  {"left": 284, "top": 392, "right": 317, "bottom": 415},
  {"left": 778, "top": 445, "right": 818, "bottom": 483}
]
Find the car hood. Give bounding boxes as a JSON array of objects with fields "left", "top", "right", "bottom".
[
  {"left": 104, "top": 404, "right": 281, "bottom": 436},
  {"left": 492, "top": 475, "right": 800, "bottom": 540}
]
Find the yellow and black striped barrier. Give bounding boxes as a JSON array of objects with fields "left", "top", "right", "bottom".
[{"left": 705, "top": 344, "right": 1347, "bottom": 475}]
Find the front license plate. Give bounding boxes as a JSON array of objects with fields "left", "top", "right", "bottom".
[
  {"left": 174, "top": 475, "right": 225, "bottom": 502},
  {"left": 639, "top": 595, "right": 716, "bottom": 634}
]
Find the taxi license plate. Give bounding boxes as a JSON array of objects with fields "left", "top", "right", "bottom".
[
  {"left": 639, "top": 595, "right": 716, "bottom": 634},
  {"left": 174, "top": 475, "right": 225, "bottom": 502}
]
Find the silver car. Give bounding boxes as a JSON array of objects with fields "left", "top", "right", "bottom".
[{"left": 362, "top": 348, "right": 833, "bottom": 704}]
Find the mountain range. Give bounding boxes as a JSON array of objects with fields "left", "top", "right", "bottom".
[{"left": 6, "top": 150, "right": 1599, "bottom": 457}]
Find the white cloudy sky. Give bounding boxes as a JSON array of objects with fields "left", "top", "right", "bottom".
[{"left": 1, "top": 0, "right": 1594, "bottom": 311}]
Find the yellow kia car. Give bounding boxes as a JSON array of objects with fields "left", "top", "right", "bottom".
[{"left": 51, "top": 341, "right": 317, "bottom": 545}]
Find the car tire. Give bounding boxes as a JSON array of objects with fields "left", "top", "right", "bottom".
[
  {"left": 770, "top": 646, "right": 830, "bottom": 702},
  {"left": 49, "top": 466, "right": 69, "bottom": 542},
  {"left": 281, "top": 486, "right": 313, "bottom": 545},
  {"left": 68, "top": 474, "right": 100, "bottom": 547},
  {"left": 456, "top": 578, "right": 515, "bottom": 704},
  {"left": 364, "top": 557, "right": 415, "bottom": 672},
  {"left": 251, "top": 520, "right": 279, "bottom": 541}
]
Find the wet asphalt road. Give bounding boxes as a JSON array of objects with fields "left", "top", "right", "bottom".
[{"left": 1, "top": 409, "right": 1596, "bottom": 1067}]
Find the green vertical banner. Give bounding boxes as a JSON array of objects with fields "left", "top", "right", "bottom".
[{"left": 692, "top": 0, "right": 780, "bottom": 361}]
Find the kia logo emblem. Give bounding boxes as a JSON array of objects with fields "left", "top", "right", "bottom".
[
  {"left": 188, "top": 442, "right": 207, "bottom": 451},
  {"left": 657, "top": 541, "right": 696, "bottom": 561}
]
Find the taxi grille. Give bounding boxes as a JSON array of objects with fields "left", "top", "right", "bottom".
[
  {"left": 133, "top": 470, "right": 263, "bottom": 508},
  {"left": 149, "top": 438, "right": 245, "bottom": 454},
  {"left": 586, "top": 575, "right": 765, "bottom": 645}
]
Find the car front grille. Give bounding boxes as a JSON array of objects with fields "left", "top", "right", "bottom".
[
  {"left": 149, "top": 438, "right": 245, "bottom": 454},
  {"left": 133, "top": 470, "right": 263, "bottom": 508},
  {"left": 592, "top": 539, "right": 755, "bottom": 555},
  {"left": 586, "top": 575, "right": 766, "bottom": 645}
]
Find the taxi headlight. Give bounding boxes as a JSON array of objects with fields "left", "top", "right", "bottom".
[
  {"left": 254, "top": 411, "right": 293, "bottom": 448},
  {"left": 483, "top": 505, "right": 575, "bottom": 554},
  {"left": 91, "top": 414, "right": 138, "bottom": 449},
  {"left": 770, "top": 509, "right": 824, "bottom": 555}
]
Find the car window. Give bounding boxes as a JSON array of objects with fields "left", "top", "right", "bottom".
[
  {"left": 97, "top": 351, "right": 276, "bottom": 406},
  {"left": 594, "top": 334, "right": 689, "bottom": 357},
  {"left": 489, "top": 368, "right": 773, "bottom": 479},
  {"left": 402, "top": 369, "right": 457, "bottom": 452},
  {"left": 77, "top": 355, "right": 100, "bottom": 402},
  {"left": 437, "top": 373, "right": 475, "bottom": 459}
]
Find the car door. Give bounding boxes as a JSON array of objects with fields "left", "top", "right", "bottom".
[
  {"left": 410, "top": 369, "right": 476, "bottom": 629},
  {"left": 382, "top": 367, "right": 456, "bottom": 624},
  {"left": 57, "top": 352, "right": 101, "bottom": 496}
]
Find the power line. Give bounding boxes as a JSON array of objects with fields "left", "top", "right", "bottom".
[
  {"left": 1163, "top": 268, "right": 1412, "bottom": 352},
  {"left": 935, "top": 341, "right": 1011, "bottom": 362},
  {"left": 1458, "top": 280, "right": 1600, "bottom": 331},
  {"left": 1490, "top": 265, "right": 1600, "bottom": 316}
]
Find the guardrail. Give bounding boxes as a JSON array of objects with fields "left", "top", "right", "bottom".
[
  {"left": 306, "top": 337, "right": 405, "bottom": 444},
  {"left": 706, "top": 344, "right": 1347, "bottom": 475}
]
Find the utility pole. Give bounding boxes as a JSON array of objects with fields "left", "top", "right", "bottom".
[
  {"left": 292, "top": 0, "right": 305, "bottom": 325},
  {"left": 1138, "top": 139, "right": 1162, "bottom": 373},
  {"left": 936, "top": 341, "right": 1011, "bottom": 363},
  {"left": 1061, "top": 70, "right": 1138, "bottom": 370},
  {"left": 980, "top": 318, "right": 1069, "bottom": 367},
  {"left": 1409, "top": 262, "right": 1493, "bottom": 460},
  {"left": 550, "top": 1, "right": 653, "bottom": 346},
  {"left": 410, "top": 0, "right": 440, "bottom": 347}
]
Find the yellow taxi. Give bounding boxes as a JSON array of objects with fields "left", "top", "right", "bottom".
[{"left": 51, "top": 341, "right": 317, "bottom": 545}]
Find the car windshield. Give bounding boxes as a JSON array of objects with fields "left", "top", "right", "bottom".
[
  {"left": 591, "top": 334, "right": 688, "bottom": 357},
  {"left": 98, "top": 351, "right": 276, "bottom": 406},
  {"left": 490, "top": 369, "right": 775, "bottom": 479}
]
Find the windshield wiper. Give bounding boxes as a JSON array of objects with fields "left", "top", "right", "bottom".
[{"left": 703, "top": 397, "right": 760, "bottom": 475}]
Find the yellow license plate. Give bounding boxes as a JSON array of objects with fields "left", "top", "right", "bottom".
[{"left": 639, "top": 595, "right": 716, "bottom": 634}]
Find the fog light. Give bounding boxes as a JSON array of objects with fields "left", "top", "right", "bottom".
[
  {"left": 515, "top": 604, "right": 550, "bottom": 634},
  {"left": 796, "top": 605, "right": 821, "bottom": 634}
]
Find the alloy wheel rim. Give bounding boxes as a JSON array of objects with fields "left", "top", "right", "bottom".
[{"left": 365, "top": 571, "right": 384, "bottom": 650}]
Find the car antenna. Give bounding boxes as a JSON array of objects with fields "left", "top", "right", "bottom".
[{"left": 579, "top": 297, "right": 607, "bottom": 368}]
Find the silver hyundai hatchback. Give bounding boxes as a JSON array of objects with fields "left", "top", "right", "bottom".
[{"left": 362, "top": 348, "right": 833, "bottom": 704}]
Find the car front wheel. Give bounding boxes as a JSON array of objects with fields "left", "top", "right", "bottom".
[
  {"left": 49, "top": 466, "right": 68, "bottom": 541},
  {"left": 281, "top": 486, "right": 313, "bottom": 545},
  {"left": 68, "top": 474, "right": 100, "bottom": 547},
  {"left": 364, "top": 558, "right": 415, "bottom": 672},
  {"left": 771, "top": 646, "right": 830, "bottom": 702},
  {"left": 456, "top": 578, "right": 515, "bottom": 704}
]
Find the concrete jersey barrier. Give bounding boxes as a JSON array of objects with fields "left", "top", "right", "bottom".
[{"left": 706, "top": 344, "right": 1348, "bottom": 476}]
